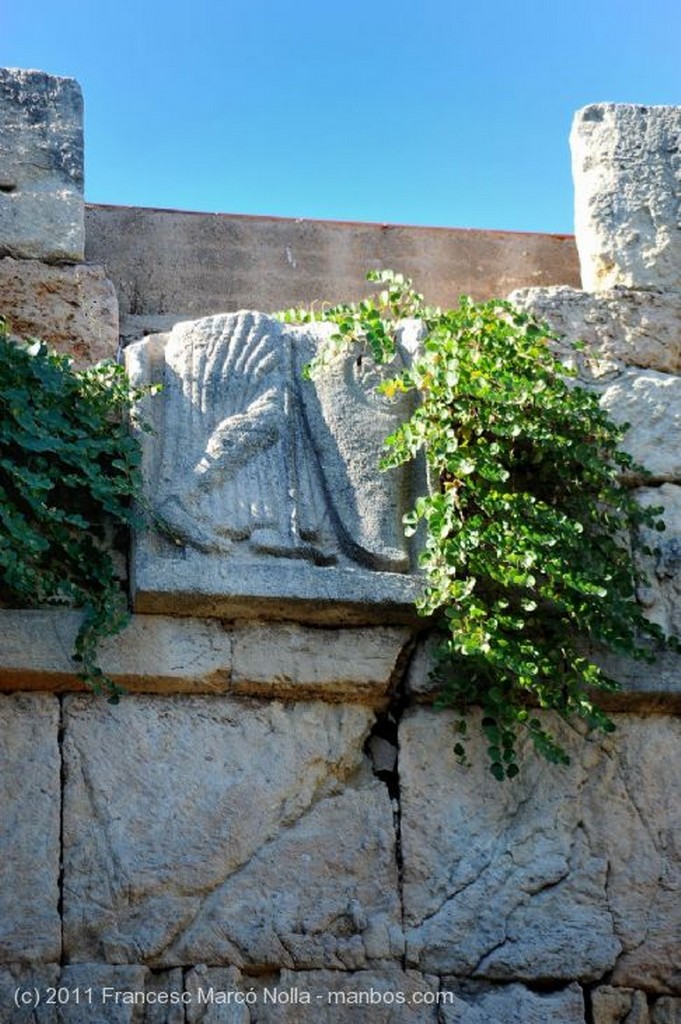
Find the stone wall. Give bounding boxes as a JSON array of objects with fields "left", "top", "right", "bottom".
[
  {"left": 0, "top": 70, "right": 680, "bottom": 1024},
  {"left": 83, "top": 204, "right": 580, "bottom": 347}
]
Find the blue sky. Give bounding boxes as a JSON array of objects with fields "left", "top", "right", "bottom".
[{"left": 3, "top": 1, "right": 680, "bottom": 234}]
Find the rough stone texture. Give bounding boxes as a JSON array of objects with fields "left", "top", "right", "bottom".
[
  {"left": 0, "top": 695, "right": 61, "bottom": 963},
  {"left": 439, "top": 980, "right": 585, "bottom": 1023},
  {"left": 0, "top": 964, "right": 192, "bottom": 1024},
  {"left": 231, "top": 621, "right": 411, "bottom": 703},
  {"left": 0, "top": 257, "right": 118, "bottom": 364},
  {"left": 63, "top": 695, "right": 401, "bottom": 969},
  {"left": 185, "top": 966, "right": 441, "bottom": 1023},
  {"left": 55, "top": 965, "right": 148, "bottom": 1024},
  {"left": 591, "top": 986, "right": 651, "bottom": 1024},
  {"left": 509, "top": 285, "right": 681, "bottom": 376},
  {"left": 399, "top": 708, "right": 681, "bottom": 990},
  {"left": 635, "top": 484, "right": 681, "bottom": 639},
  {"left": 597, "top": 369, "right": 681, "bottom": 481},
  {"left": 571, "top": 104, "right": 681, "bottom": 292},
  {"left": 0, "top": 68, "right": 84, "bottom": 262},
  {"left": 85, "top": 203, "right": 580, "bottom": 334},
  {"left": 127, "top": 313, "right": 422, "bottom": 622},
  {"left": 0, "top": 964, "right": 59, "bottom": 1024},
  {"left": 653, "top": 997, "right": 681, "bottom": 1023},
  {"left": 0, "top": 610, "right": 232, "bottom": 693}
]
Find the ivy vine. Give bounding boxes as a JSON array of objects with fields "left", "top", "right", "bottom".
[
  {"left": 279, "top": 271, "right": 677, "bottom": 778},
  {"left": 0, "top": 317, "right": 152, "bottom": 700}
]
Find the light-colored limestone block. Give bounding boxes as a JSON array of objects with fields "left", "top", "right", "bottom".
[
  {"left": 400, "top": 709, "right": 681, "bottom": 990},
  {"left": 0, "top": 695, "right": 61, "bottom": 963},
  {"left": 598, "top": 369, "right": 681, "bottom": 481},
  {"left": 0, "top": 610, "right": 232, "bottom": 693},
  {"left": 635, "top": 484, "right": 681, "bottom": 639},
  {"left": 0, "top": 257, "right": 118, "bottom": 365},
  {"left": 127, "top": 312, "right": 422, "bottom": 622},
  {"left": 63, "top": 695, "right": 401, "bottom": 969},
  {"left": 230, "top": 621, "right": 411, "bottom": 702},
  {"left": 572, "top": 104, "right": 681, "bottom": 292},
  {"left": 510, "top": 285, "right": 681, "bottom": 376},
  {"left": 0, "top": 68, "right": 84, "bottom": 262}
]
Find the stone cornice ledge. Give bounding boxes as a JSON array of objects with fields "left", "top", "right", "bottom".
[{"left": 0, "top": 609, "right": 413, "bottom": 704}]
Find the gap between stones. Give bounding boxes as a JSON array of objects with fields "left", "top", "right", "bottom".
[{"left": 365, "top": 641, "right": 417, "bottom": 972}]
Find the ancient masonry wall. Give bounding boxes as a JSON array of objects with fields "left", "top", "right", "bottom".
[{"left": 0, "top": 69, "right": 679, "bottom": 1024}]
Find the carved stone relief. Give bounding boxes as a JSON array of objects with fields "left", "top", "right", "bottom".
[{"left": 127, "top": 312, "right": 423, "bottom": 621}]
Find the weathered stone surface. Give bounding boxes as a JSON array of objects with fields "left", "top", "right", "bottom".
[
  {"left": 510, "top": 285, "right": 681, "bottom": 376},
  {"left": 231, "top": 621, "right": 411, "bottom": 702},
  {"left": 184, "top": 965, "right": 250, "bottom": 1023},
  {"left": 56, "top": 964, "right": 148, "bottom": 1024},
  {"left": 0, "top": 610, "right": 232, "bottom": 693},
  {"left": 127, "top": 313, "right": 422, "bottom": 623},
  {"left": 571, "top": 104, "right": 681, "bottom": 291},
  {"left": 186, "top": 966, "right": 440, "bottom": 1023},
  {"left": 635, "top": 485, "right": 681, "bottom": 639},
  {"left": 0, "top": 68, "right": 84, "bottom": 262},
  {"left": 0, "top": 695, "right": 60, "bottom": 963},
  {"left": 0, "top": 964, "right": 190, "bottom": 1024},
  {"left": 598, "top": 369, "right": 681, "bottom": 481},
  {"left": 0, "top": 964, "right": 59, "bottom": 1024},
  {"left": 400, "top": 709, "right": 681, "bottom": 990},
  {"left": 591, "top": 985, "right": 650, "bottom": 1024},
  {"left": 0, "top": 257, "right": 118, "bottom": 365},
  {"left": 63, "top": 695, "right": 401, "bottom": 968},
  {"left": 653, "top": 997, "right": 681, "bottom": 1023},
  {"left": 439, "top": 980, "right": 585, "bottom": 1023}
]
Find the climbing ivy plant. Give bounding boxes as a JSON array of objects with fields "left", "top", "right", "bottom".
[
  {"left": 0, "top": 316, "right": 152, "bottom": 700},
  {"left": 279, "top": 271, "right": 676, "bottom": 778}
]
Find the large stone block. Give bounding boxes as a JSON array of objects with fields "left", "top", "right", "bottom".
[
  {"left": 63, "top": 695, "right": 401, "bottom": 969},
  {"left": 510, "top": 285, "right": 681, "bottom": 376},
  {"left": 0, "top": 257, "right": 118, "bottom": 365},
  {"left": 0, "top": 695, "right": 61, "bottom": 963},
  {"left": 127, "top": 312, "right": 423, "bottom": 623},
  {"left": 0, "top": 610, "right": 233, "bottom": 693},
  {"left": 572, "top": 104, "right": 681, "bottom": 292},
  {"left": 399, "top": 709, "right": 681, "bottom": 991},
  {"left": 0, "top": 68, "right": 84, "bottom": 263},
  {"left": 635, "top": 484, "right": 681, "bottom": 639},
  {"left": 231, "top": 621, "right": 411, "bottom": 703},
  {"left": 598, "top": 369, "right": 681, "bottom": 482}
]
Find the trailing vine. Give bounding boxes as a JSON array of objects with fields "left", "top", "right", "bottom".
[
  {"left": 0, "top": 317, "right": 152, "bottom": 700},
  {"left": 279, "top": 271, "right": 677, "bottom": 778}
]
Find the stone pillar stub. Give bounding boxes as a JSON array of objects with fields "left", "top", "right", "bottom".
[
  {"left": 572, "top": 103, "right": 681, "bottom": 292},
  {"left": 0, "top": 67, "right": 84, "bottom": 262}
]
